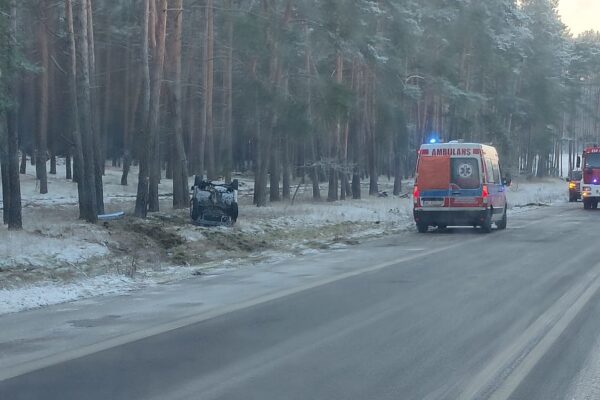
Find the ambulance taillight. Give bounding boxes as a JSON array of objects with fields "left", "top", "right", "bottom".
[{"left": 413, "top": 186, "right": 420, "bottom": 206}]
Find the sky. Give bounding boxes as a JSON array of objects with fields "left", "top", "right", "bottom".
[{"left": 558, "top": 0, "right": 600, "bottom": 35}]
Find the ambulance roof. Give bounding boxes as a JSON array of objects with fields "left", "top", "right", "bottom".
[{"left": 419, "top": 142, "right": 497, "bottom": 153}]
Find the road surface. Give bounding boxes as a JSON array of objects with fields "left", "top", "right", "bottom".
[{"left": 2, "top": 203, "right": 600, "bottom": 400}]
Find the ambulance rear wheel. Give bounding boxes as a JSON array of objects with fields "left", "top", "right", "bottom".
[
  {"left": 480, "top": 211, "right": 493, "bottom": 233},
  {"left": 496, "top": 208, "right": 507, "bottom": 230},
  {"left": 416, "top": 222, "right": 428, "bottom": 233}
]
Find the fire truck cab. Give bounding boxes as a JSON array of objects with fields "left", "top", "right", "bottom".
[
  {"left": 578, "top": 146, "right": 600, "bottom": 209},
  {"left": 413, "top": 142, "right": 510, "bottom": 233}
]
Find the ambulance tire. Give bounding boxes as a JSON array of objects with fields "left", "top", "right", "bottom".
[
  {"left": 496, "top": 208, "right": 507, "bottom": 230},
  {"left": 416, "top": 222, "right": 429, "bottom": 233},
  {"left": 480, "top": 210, "right": 493, "bottom": 233}
]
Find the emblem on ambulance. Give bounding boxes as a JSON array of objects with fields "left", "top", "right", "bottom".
[{"left": 458, "top": 163, "right": 473, "bottom": 178}]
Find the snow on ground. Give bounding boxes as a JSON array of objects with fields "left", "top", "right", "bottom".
[
  {"left": 506, "top": 177, "right": 567, "bottom": 209},
  {"left": 0, "top": 275, "right": 137, "bottom": 315},
  {"left": 0, "top": 159, "right": 570, "bottom": 314}
]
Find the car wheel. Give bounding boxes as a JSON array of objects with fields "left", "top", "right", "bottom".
[
  {"left": 480, "top": 210, "right": 493, "bottom": 233},
  {"left": 496, "top": 207, "right": 507, "bottom": 230},
  {"left": 416, "top": 222, "right": 428, "bottom": 233}
]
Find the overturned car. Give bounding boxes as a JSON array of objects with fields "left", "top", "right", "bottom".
[{"left": 190, "top": 177, "right": 239, "bottom": 226}]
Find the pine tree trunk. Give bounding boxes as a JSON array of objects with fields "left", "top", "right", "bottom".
[
  {"left": 204, "top": 0, "right": 215, "bottom": 179},
  {"left": 102, "top": 27, "right": 112, "bottom": 171},
  {"left": 50, "top": 155, "right": 56, "bottom": 174},
  {"left": 282, "top": 138, "right": 291, "bottom": 200},
  {"left": 393, "top": 154, "right": 402, "bottom": 196},
  {"left": 223, "top": 0, "right": 234, "bottom": 182},
  {"left": 87, "top": 0, "right": 104, "bottom": 214},
  {"left": 74, "top": 0, "right": 98, "bottom": 222},
  {"left": 19, "top": 151, "right": 26, "bottom": 174},
  {"left": 6, "top": 0, "right": 21, "bottom": 229},
  {"left": 1, "top": 154, "right": 10, "bottom": 225},
  {"left": 171, "top": 0, "right": 189, "bottom": 209},
  {"left": 121, "top": 31, "right": 132, "bottom": 186},
  {"left": 367, "top": 72, "right": 378, "bottom": 195},
  {"left": 147, "top": 0, "right": 168, "bottom": 213},
  {"left": 134, "top": 0, "right": 151, "bottom": 218},
  {"left": 305, "top": 25, "right": 319, "bottom": 201},
  {"left": 36, "top": 2, "right": 49, "bottom": 194},
  {"left": 66, "top": 154, "right": 72, "bottom": 180},
  {"left": 269, "top": 148, "right": 280, "bottom": 202}
]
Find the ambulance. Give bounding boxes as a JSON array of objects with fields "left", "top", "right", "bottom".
[{"left": 412, "top": 142, "right": 510, "bottom": 233}]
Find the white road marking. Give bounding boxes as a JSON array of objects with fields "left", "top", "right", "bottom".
[
  {"left": 458, "top": 261, "right": 600, "bottom": 400},
  {"left": 566, "top": 335, "right": 600, "bottom": 400}
]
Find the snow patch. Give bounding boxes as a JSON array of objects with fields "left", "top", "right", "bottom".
[{"left": 0, "top": 275, "right": 137, "bottom": 315}]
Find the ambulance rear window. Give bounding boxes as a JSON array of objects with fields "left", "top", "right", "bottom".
[{"left": 451, "top": 158, "right": 480, "bottom": 189}]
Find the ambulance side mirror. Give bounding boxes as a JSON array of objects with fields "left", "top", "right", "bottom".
[{"left": 576, "top": 156, "right": 581, "bottom": 169}]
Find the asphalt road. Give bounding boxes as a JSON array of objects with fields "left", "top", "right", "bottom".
[{"left": 2, "top": 203, "right": 600, "bottom": 400}]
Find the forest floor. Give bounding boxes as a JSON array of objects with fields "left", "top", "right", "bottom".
[{"left": 0, "top": 162, "right": 567, "bottom": 314}]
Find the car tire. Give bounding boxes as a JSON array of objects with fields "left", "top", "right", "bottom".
[
  {"left": 416, "top": 222, "right": 428, "bottom": 233},
  {"left": 480, "top": 210, "right": 493, "bottom": 233},
  {"left": 496, "top": 207, "right": 507, "bottom": 230}
]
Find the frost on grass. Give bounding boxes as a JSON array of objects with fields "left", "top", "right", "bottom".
[
  {"left": 0, "top": 167, "right": 569, "bottom": 314},
  {"left": 506, "top": 178, "right": 567, "bottom": 209}
]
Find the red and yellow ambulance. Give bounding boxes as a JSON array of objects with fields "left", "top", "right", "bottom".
[{"left": 412, "top": 142, "right": 509, "bottom": 233}]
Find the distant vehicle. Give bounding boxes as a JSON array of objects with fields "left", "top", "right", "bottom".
[
  {"left": 190, "top": 177, "right": 239, "bottom": 226},
  {"left": 412, "top": 142, "right": 510, "bottom": 233},
  {"left": 566, "top": 169, "right": 582, "bottom": 202},
  {"left": 577, "top": 146, "right": 600, "bottom": 209}
]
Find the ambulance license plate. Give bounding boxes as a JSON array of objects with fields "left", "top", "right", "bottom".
[{"left": 422, "top": 200, "right": 444, "bottom": 207}]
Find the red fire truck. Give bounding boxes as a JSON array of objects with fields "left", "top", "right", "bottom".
[{"left": 578, "top": 146, "right": 600, "bottom": 209}]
